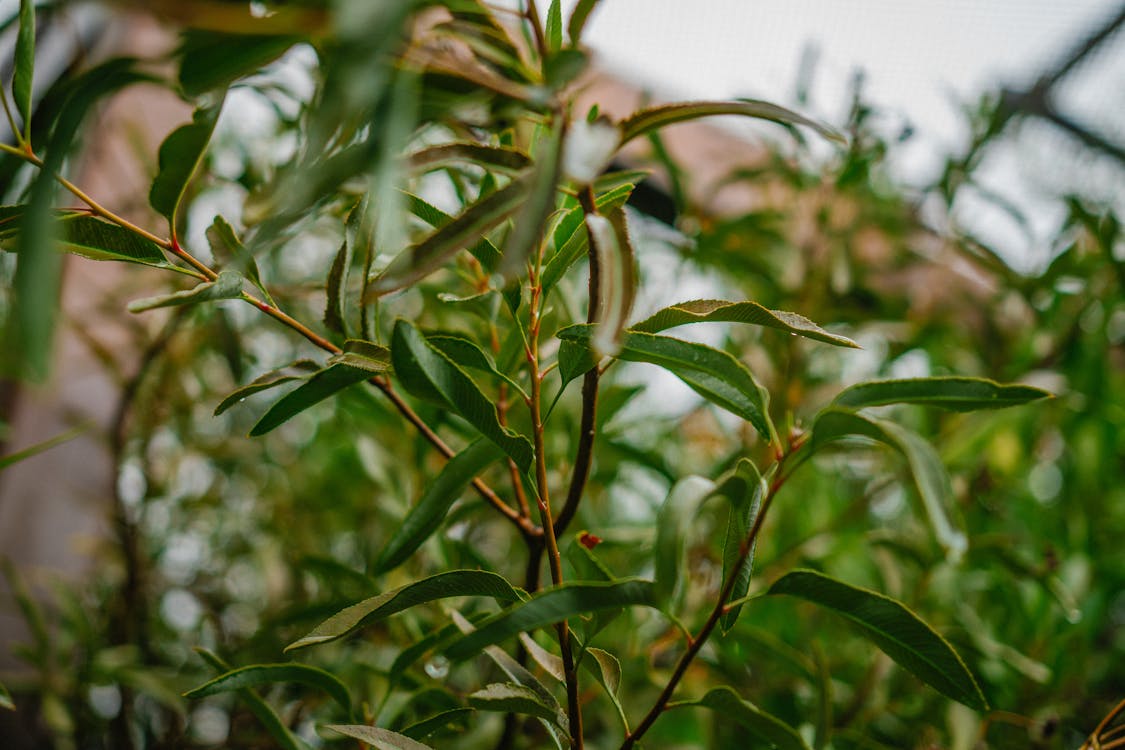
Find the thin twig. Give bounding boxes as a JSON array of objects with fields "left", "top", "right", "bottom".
[{"left": 621, "top": 450, "right": 798, "bottom": 749}]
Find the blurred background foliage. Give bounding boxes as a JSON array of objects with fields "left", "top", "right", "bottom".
[{"left": 0, "top": 1, "right": 1122, "bottom": 749}]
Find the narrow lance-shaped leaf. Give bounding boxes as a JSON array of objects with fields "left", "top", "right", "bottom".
[
  {"left": 0, "top": 422, "right": 89, "bottom": 471},
  {"left": 586, "top": 207, "right": 636, "bottom": 357},
  {"left": 427, "top": 334, "right": 528, "bottom": 398},
  {"left": 406, "top": 142, "right": 531, "bottom": 175},
  {"left": 831, "top": 376, "right": 1052, "bottom": 412},
  {"left": 194, "top": 649, "right": 309, "bottom": 750},
  {"left": 150, "top": 103, "right": 224, "bottom": 236},
  {"left": 445, "top": 579, "right": 658, "bottom": 661},
  {"left": 449, "top": 610, "right": 568, "bottom": 749},
  {"left": 370, "top": 177, "right": 528, "bottom": 296},
  {"left": 498, "top": 123, "right": 563, "bottom": 277},
  {"left": 127, "top": 271, "right": 244, "bottom": 313},
  {"left": 14, "top": 0, "right": 35, "bottom": 142},
  {"left": 632, "top": 299, "right": 859, "bottom": 349},
  {"left": 324, "top": 240, "right": 348, "bottom": 334},
  {"left": 567, "top": 0, "right": 601, "bottom": 44},
  {"left": 325, "top": 725, "right": 434, "bottom": 750},
  {"left": 400, "top": 708, "right": 475, "bottom": 741},
  {"left": 768, "top": 569, "right": 988, "bottom": 710},
  {"left": 557, "top": 326, "right": 775, "bottom": 441},
  {"left": 391, "top": 320, "right": 533, "bottom": 470},
  {"left": 326, "top": 339, "right": 393, "bottom": 373},
  {"left": 541, "top": 181, "right": 635, "bottom": 294},
  {"left": 654, "top": 476, "right": 716, "bottom": 608},
  {"left": 207, "top": 215, "right": 271, "bottom": 304},
  {"left": 184, "top": 663, "right": 352, "bottom": 715},
  {"left": 213, "top": 360, "right": 320, "bottom": 416},
  {"left": 0, "top": 681, "right": 14, "bottom": 711},
  {"left": 404, "top": 192, "right": 502, "bottom": 270},
  {"left": 250, "top": 360, "right": 383, "bottom": 436},
  {"left": 375, "top": 439, "right": 505, "bottom": 573},
  {"left": 809, "top": 408, "right": 967, "bottom": 560},
  {"left": 581, "top": 646, "right": 631, "bottom": 731},
  {"left": 469, "top": 683, "right": 568, "bottom": 732},
  {"left": 0, "top": 209, "right": 175, "bottom": 270},
  {"left": 287, "top": 570, "right": 524, "bottom": 651},
  {"left": 545, "top": 1, "right": 563, "bottom": 52},
  {"left": 717, "top": 459, "right": 765, "bottom": 632},
  {"left": 674, "top": 687, "right": 811, "bottom": 750},
  {"left": 619, "top": 99, "right": 845, "bottom": 146}
]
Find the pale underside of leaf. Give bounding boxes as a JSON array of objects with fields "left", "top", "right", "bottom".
[{"left": 632, "top": 299, "right": 859, "bottom": 348}]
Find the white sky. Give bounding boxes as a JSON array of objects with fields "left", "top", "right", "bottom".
[{"left": 564, "top": 0, "right": 1125, "bottom": 268}]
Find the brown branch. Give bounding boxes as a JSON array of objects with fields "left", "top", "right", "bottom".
[{"left": 620, "top": 453, "right": 797, "bottom": 749}]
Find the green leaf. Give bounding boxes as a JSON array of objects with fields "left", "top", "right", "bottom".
[
  {"left": 206, "top": 215, "right": 271, "bottom": 303},
  {"left": 177, "top": 31, "right": 300, "bottom": 98},
  {"left": 407, "top": 143, "right": 531, "bottom": 175},
  {"left": 468, "top": 683, "right": 567, "bottom": 731},
  {"left": 249, "top": 362, "right": 374, "bottom": 436},
  {"left": 287, "top": 570, "right": 524, "bottom": 651},
  {"left": 14, "top": 0, "right": 35, "bottom": 142},
  {"left": 716, "top": 460, "right": 765, "bottom": 632},
  {"left": 677, "top": 686, "right": 811, "bottom": 750},
  {"left": 558, "top": 326, "right": 774, "bottom": 441},
  {"left": 498, "top": 123, "right": 563, "bottom": 277},
  {"left": 371, "top": 178, "right": 528, "bottom": 296},
  {"left": 62, "top": 215, "right": 171, "bottom": 267},
  {"left": 326, "top": 339, "right": 393, "bottom": 373},
  {"left": 541, "top": 182, "right": 635, "bottom": 294},
  {"left": 449, "top": 610, "right": 567, "bottom": 748},
  {"left": 0, "top": 209, "right": 173, "bottom": 269},
  {"left": 831, "top": 376, "right": 1052, "bottom": 412},
  {"left": 404, "top": 192, "right": 502, "bottom": 271},
  {"left": 567, "top": 0, "right": 601, "bottom": 44},
  {"left": 375, "top": 439, "right": 505, "bottom": 573},
  {"left": 767, "top": 569, "right": 988, "bottom": 710},
  {"left": 586, "top": 207, "right": 637, "bottom": 357},
  {"left": 427, "top": 334, "right": 527, "bottom": 397},
  {"left": 194, "top": 649, "right": 309, "bottom": 750},
  {"left": 632, "top": 299, "right": 859, "bottom": 348},
  {"left": 445, "top": 579, "right": 658, "bottom": 661},
  {"left": 213, "top": 360, "right": 320, "bottom": 416},
  {"left": 809, "top": 409, "right": 966, "bottom": 560},
  {"left": 391, "top": 320, "right": 533, "bottom": 470},
  {"left": 7, "top": 58, "right": 153, "bottom": 379},
  {"left": 325, "top": 725, "right": 434, "bottom": 750},
  {"left": 184, "top": 663, "right": 352, "bottom": 714},
  {"left": 619, "top": 99, "right": 844, "bottom": 146},
  {"left": 545, "top": 0, "right": 563, "bottom": 53},
  {"left": 324, "top": 240, "right": 348, "bottom": 334},
  {"left": 654, "top": 476, "right": 716, "bottom": 607},
  {"left": 580, "top": 647, "right": 630, "bottom": 730},
  {"left": 0, "top": 422, "right": 89, "bottom": 471},
  {"left": 0, "top": 681, "right": 13, "bottom": 711},
  {"left": 399, "top": 708, "right": 475, "bottom": 741},
  {"left": 127, "top": 270, "right": 244, "bottom": 313},
  {"left": 150, "top": 104, "right": 223, "bottom": 233}
]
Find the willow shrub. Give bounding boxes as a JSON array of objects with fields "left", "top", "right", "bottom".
[{"left": 0, "top": 2, "right": 1061, "bottom": 748}]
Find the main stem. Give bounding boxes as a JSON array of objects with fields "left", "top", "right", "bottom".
[
  {"left": 620, "top": 453, "right": 795, "bottom": 749},
  {"left": 528, "top": 270, "right": 584, "bottom": 747},
  {"left": 554, "top": 184, "right": 602, "bottom": 538}
]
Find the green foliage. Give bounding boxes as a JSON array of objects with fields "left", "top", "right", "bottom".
[{"left": 2, "top": 2, "right": 1118, "bottom": 749}]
